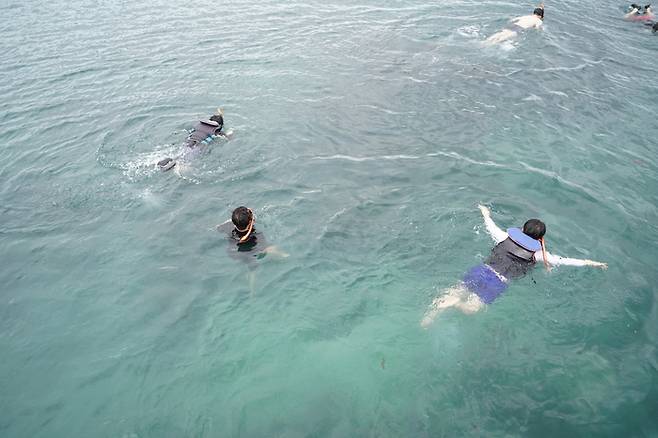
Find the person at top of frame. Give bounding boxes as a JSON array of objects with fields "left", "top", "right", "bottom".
[{"left": 485, "top": 3, "right": 545, "bottom": 45}]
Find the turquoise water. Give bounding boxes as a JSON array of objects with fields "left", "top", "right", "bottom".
[{"left": 2, "top": 0, "right": 658, "bottom": 436}]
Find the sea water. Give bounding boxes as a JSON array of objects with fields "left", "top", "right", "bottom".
[{"left": 1, "top": 0, "right": 657, "bottom": 436}]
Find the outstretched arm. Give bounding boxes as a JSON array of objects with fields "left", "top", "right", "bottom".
[
  {"left": 535, "top": 250, "right": 607, "bottom": 269},
  {"left": 262, "top": 246, "right": 289, "bottom": 259},
  {"left": 478, "top": 205, "right": 508, "bottom": 244}
]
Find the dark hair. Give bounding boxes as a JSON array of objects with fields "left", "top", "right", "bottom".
[
  {"left": 209, "top": 114, "right": 224, "bottom": 130},
  {"left": 533, "top": 7, "right": 544, "bottom": 17},
  {"left": 523, "top": 219, "right": 546, "bottom": 240},
  {"left": 653, "top": 21, "right": 658, "bottom": 32},
  {"left": 232, "top": 206, "right": 252, "bottom": 230}
]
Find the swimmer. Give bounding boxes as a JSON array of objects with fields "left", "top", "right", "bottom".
[
  {"left": 216, "top": 206, "right": 289, "bottom": 293},
  {"left": 625, "top": 3, "right": 654, "bottom": 20},
  {"left": 216, "top": 206, "right": 289, "bottom": 260},
  {"left": 485, "top": 3, "right": 544, "bottom": 45},
  {"left": 421, "top": 205, "right": 607, "bottom": 328},
  {"left": 157, "top": 108, "right": 231, "bottom": 172},
  {"left": 625, "top": 3, "right": 642, "bottom": 18}
]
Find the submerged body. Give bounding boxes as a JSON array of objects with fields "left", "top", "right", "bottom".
[
  {"left": 217, "top": 206, "right": 289, "bottom": 294},
  {"left": 421, "top": 205, "right": 606, "bottom": 327}
]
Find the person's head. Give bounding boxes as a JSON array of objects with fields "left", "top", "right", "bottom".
[
  {"left": 522, "top": 219, "right": 546, "bottom": 240},
  {"left": 231, "top": 206, "right": 254, "bottom": 231},
  {"left": 533, "top": 5, "right": 545, "bottom": 19},
  {"left": 653, "top": 21, "right": 658, "bottom": 31},
  {"left": 644, "top": 4, "right": 652, "bottom": 13},
  {"left": 631, "top": 3, "right": 641, "bottom": 10},
  {"left": 209, "top": 113, "right": 223, "bottom": 128}
]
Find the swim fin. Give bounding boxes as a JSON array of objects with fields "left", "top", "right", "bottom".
[{"left": 157, "top": 157, "right": 176, "bottom": 171}]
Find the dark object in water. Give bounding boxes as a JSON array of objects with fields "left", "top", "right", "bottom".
[{"left": 158, "top": 157, "right": 176, "bottom": 171}]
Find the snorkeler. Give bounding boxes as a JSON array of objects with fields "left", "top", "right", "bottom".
[
  {"left": 157, "top": 108, "right": 231, "bottom": 172},
  {"left": 625, "top": 4, "right": 654, "bottom": 20},
  {"left": 485, "top": 3, "right": 544, "bottom": 45},
  {"left": 420, "top": 204, "right": 607, "bottom": 327},
  {"left": 215, "top": 206, "right": 288, "bottom": 294},
  {"left": 216, "top": 206, "right": 288, "bottom": 259}
]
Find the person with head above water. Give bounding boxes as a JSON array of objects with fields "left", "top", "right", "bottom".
[
  {"left": 420, "top": 204, "right": 607, "bottom": 328},
  {"left": 157, "top": 108, "right": 231, "bottom": 172},
  {"left": 626, "top": 3, "right": 654, "bottom": 20},
  {"left": 625, "top": 3, "right": 642, "bottom": 18},
  {"left": 216, "top": 206, "right": 289, "bottom": 293},
  {"left": 485, "top": 3, "right": 545, "bottom": 45},
  {"left": 216, "top": 206, "right": 289, "bottom": 259}
]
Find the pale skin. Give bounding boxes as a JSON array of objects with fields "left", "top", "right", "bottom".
[
  {"left": 215, "top": 219, "right": 289, "bottom": 259},
  {"left": 420, "top": 205, "right": 607, "bottom": 328},
  {"left": 625, "top": 6, "right": 641, "bottom": 18},
  {"left": 485, "top": 4, "right": 544, "bottom": 45},
  {"left": 625, "top": 5, "right": 654, "bottom": 19}
]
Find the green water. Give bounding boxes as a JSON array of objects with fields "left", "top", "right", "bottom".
[{"left": 1, "top": 0, "right": 657, "bottom": 436}]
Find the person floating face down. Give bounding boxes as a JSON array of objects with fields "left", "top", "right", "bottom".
[
  {"left": 157, "top": 109, "right": 229, "bottom": 172},
  {"left": 485, "top": 3, "right": 545, "bottom": 45},
  {"left": 216, "top": 206, "right": 289, "bottom": 264},
  {"left": 420, "top": 205, "right": 607, "bottom": 328},
  {"left": 625, "top": 3, "right": 655, "bottom": 20}
]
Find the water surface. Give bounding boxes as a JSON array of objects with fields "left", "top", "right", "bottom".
[{"left": 1, "top": 0, "right": 657, "bottom": 436}]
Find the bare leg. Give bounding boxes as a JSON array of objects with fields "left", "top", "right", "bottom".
[
  {"left": 485, "top": 29, "right": 517, "bottom": 45},
  {"left": 421, "top": 284, "right": 469, "bottom": 328},
  {"left": 454, "top": 292, "right": 484, "bottom": 314}
]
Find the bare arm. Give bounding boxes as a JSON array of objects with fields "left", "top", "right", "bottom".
[
  {"left": 625, "top": 7, "right": 640, "bottom": 18},
  {"left": 535, "top": 250, "right": 607, "bottom": 269},
  {"left": 263, "top": 246, "right": 289, "bottom": 259},
  {"left": 478, "top": 205, "right": 508, "bottom": 244}
]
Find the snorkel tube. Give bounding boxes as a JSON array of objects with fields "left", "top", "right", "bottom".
[
  {"left": 237, "top": 209, "right": 255, "bottom": 244},
  {"left": 539, "top": 237, "right": 551, "bottom": 272}
]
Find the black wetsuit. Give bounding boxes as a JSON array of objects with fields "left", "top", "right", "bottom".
[{"left": 217, "top": 222, "right": 267, "bottom": 265}]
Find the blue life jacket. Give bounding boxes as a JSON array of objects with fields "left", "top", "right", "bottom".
[{"left": 485, "top": 228, "right": 541, "bottom": 279}]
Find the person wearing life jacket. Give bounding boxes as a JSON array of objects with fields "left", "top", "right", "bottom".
[
  {"left": 485, "top": 3, "right": 544, "bottom": 45},
  {"left": 421, "top": 204, "right": 607, "bottom": 327},
  {"left": 157, "top": 109, "right": 229, "bottom": 172}
]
